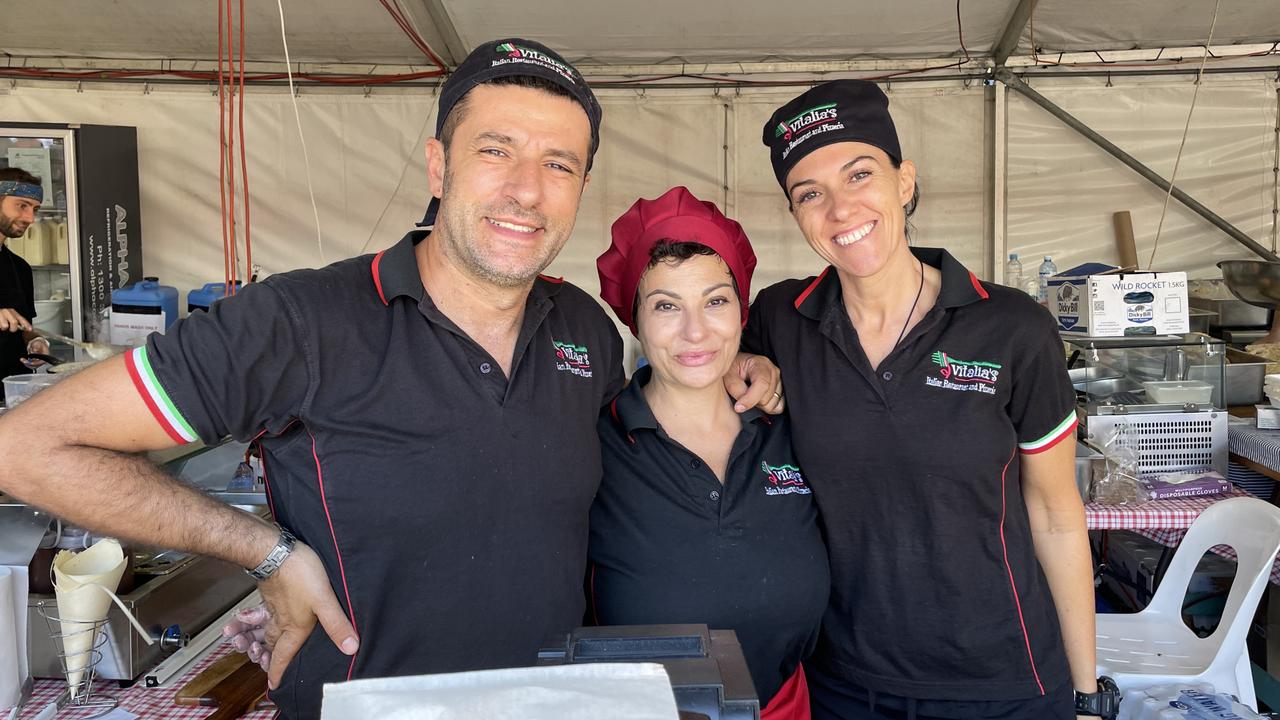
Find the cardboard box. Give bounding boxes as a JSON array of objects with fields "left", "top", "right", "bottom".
[{"left": 1048, "top": 263, "right": 1189, "bottom": 337}]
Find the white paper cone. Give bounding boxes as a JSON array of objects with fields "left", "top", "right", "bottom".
[
  {"left": 52, "top": 539, "right": 126, "bottom": 699},
  {"left": 0, "top": 568, "right": 20, "bottom": 710}
]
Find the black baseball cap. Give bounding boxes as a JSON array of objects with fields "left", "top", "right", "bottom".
[
  {"left": 762, "top": 80, "right": 901, "bottom": 195},
  {"left": 419, "top": 38, "right": 602, "bottom": 227}
]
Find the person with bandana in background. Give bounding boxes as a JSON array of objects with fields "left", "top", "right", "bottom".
[
  {"left": 748, "top": 80, "right": 1113, "bottom": 720},
  {"left": 0, "top": 167, "right": 51, "bottom": 397}
]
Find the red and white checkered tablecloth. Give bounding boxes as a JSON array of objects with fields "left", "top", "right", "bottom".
[
  {"left": 9, "top": 641, "right": 274, "bottom": 720},
  {"left": 1085, "top": 487, "right": 1254, "bottom": 530},
  {"left": 1086, "top": 488, "right": 1280, "bottom": 585}
]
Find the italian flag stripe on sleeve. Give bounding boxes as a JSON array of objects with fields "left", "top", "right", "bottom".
[
  {"left": 125, "top": 347, "right": 199, "bottom": 444},
  {"left": 1018, "top": 411, "right": 1077, "bottom": 454}
]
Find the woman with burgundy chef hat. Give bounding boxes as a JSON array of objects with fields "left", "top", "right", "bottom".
[
  {"left": 748, "top": 81, "right": 1105, "bottom": 720},
  {"left": 591, "top": 186, "right": 830, "bottom": 720}
]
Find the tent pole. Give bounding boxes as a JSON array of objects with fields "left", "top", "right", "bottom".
[
  {"left": 984, "top": 81, "right": 1008, "bottom": 282},
  {"left": 992, "top": 0, "right": 1039, "bottom": 68},
  {"left": 996, "top": 69, "right": 1279, "bottom": 262},
  {"left": 414, "top": 0, "right": 465, "bottom": 67}
]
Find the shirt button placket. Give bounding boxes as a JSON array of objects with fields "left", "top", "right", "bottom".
[{"left": 479, "top": 362, "right": 492, "bottom": 374}]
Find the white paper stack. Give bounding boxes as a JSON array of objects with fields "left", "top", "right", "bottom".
[{"left": 321, "top": 662, "right": 680, "bottom": 720}]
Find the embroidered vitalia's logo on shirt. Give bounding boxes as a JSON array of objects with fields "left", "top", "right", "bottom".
[
  {"left": 762, "top": 461, "right": 811, "bottom": 496},
  {"left": 553, "top": 340, "right": 593, "bottom": 378},
  {"left": 925, "top": 351, "right": 1002, "bottom": 396},
  {"left": 775, "top": 103, "right": 845, "bottom": 160}
]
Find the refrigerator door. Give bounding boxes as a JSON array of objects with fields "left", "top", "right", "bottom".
[{"left": 1, "top": 128, "right": 79, "bottom": 358}]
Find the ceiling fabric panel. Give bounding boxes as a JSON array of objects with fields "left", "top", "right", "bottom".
[
  {"left": 1006, "top": 75, "right": 1277, "bottom": 278},
  {"left": 1019, "top": 0, "right": 1280, "bottom": 55}
]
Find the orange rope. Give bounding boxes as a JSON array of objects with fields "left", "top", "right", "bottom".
[{"left": 238, "top": 0, "right": 251, "bottom": 288}]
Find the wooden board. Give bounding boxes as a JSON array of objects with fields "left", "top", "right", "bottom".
[
  {"left": 203, "top": 661, "right": 270, "bottom": 719},
  {"left": 175, "top": 652, "right": 272, "bottom": 715},
  {"left": 175, "top": 653, "right": 248, "bottom": 707}
]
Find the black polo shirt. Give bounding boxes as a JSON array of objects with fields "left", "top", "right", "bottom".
[
  {"left": 126, "top": 230, "right": 623, "bottom": 720},
  {"left": 0, "top": 244, "right": 36, "bottom": 388},
  {"left": 588, "top": 365, "right": 829, "bottom": 707},
  {"left": 743, "top": 247, "right": 1077, "bottom": 702}
]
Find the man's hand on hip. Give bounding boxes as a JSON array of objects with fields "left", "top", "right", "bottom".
[{"left": 259, "top": 541, "right": 359, "bottom": 689}]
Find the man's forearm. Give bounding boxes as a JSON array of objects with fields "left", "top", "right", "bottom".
[{"left": 8, "top": 444, "right": 276, "bottom": 570}]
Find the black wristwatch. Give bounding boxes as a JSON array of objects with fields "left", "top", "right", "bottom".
[{"left": 1075, "top": 676, "right": 1120, "bottom": 719}]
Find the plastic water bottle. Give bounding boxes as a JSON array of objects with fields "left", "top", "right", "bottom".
[
  {"left": 1037, "top": 256, "right": 1058, "bottom": 306},
  {"left": 1005, "top": 253, "right": 1023, "bottom": 291}
]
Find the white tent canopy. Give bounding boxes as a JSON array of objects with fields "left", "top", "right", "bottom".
[
  {"left": 2, "top": 1, "right": 1278, "bottom": 340},
  {"left": 5, "top": 1, "right": 1279, "bottom": 66}
]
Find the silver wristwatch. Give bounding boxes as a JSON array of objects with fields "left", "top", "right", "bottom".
[{"left": 246, "top": 527, "right": 297, "bottom": 581}]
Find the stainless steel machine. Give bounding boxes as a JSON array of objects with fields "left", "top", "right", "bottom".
[
  {"left": 1068, "top": 333, "right": 1228, "bottom": 477},
  {"left": 0, "top": 438, "right": 261, "bottom": 682}
]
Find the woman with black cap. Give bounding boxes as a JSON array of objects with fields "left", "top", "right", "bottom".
[
  {"left": 747, "top": 81, "right": 1104, "bottom": 720},
  {"left": 592, "top": 186, "right": 830, "bottom": 720}
]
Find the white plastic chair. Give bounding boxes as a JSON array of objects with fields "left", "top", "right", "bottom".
[{"left": 1095, "top": 496, "right": 1280, "bottom": 710}]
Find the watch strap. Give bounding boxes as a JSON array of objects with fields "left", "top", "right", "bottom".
[{"left": 1075, "top": 676, "right": 1120, "bottom": 719}]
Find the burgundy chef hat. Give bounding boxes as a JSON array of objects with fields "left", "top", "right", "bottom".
[{"left": 598, "top": 186, "right": 756, "bottom": 335}]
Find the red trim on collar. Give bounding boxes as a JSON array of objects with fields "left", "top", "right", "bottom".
[
  {"left": 609, "top": 397, "right": 636, "bottom": 445},
  {"left": 967, "top": 271, "right": 989, "bottom": 300},
  {"left": 538, "top": 274, "right": 564, "bottom": 284},
  {"left": 371, "top": 250, "right": 389, "bottom": 305},
  {"left": 793, "top": 267, "right": 831, "bottom": 309}
]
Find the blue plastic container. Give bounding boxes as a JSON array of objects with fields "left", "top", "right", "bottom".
[
  {"left": 188, "top": 282, "right": 240, "bottom": 313},
  {"left": 112, "top": 277, "right": 179, "bottom": 330}
]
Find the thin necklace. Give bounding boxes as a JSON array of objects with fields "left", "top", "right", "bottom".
[{"left": 892, "top": 257, "right": 925, "bottom": 350}]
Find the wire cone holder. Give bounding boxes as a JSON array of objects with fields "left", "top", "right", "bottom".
[{"left": 35, "top": 601, "right": 119, "bottom": 718}]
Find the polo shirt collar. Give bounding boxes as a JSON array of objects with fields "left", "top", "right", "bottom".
[
  {"left": 791, "top": 246, "right": 988, "bottom": 320},
  {"left": 372, "top": 230, "right": 428, "bottom": 305},
  {"left": 609, "top": 364, "right": 765, "bottom": 437},
  {"left": 371, "top": 230, "right": 566, "bottom": 307}
]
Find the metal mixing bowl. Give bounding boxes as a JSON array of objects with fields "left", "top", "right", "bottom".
[{"left": 1219, "top": 260, "right": 1280, "bottom": 309}]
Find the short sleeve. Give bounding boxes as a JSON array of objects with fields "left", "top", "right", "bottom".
[
  {"left": 123, "top": 280, "right": 312, "bottom": 445},
  {"left": 1008, "top": 311, "right": 1077, "bottom": 454}
]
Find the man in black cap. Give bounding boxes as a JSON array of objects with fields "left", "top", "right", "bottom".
[{"left": 0, "top": 39, "right": 778, "bottom": 718}]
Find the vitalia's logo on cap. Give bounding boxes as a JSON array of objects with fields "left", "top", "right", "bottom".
[
  {"left": 492, "top": 43, "right": 579, "bottom": 84},
  {"left": 775, "top": 103, "right": 839, "bottom": 140},
  {"left": 776, "top": 103, "right": 845, "bottom": 160}
]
